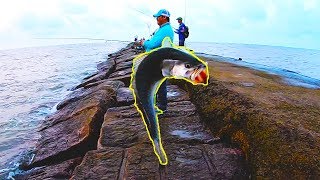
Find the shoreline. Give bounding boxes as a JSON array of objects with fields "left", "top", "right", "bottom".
[{"left": 10, "top": 43, "right": 320, "bottom": 179}]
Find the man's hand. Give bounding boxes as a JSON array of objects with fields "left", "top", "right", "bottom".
[{"left": 140, "top": 39, "right": 145, "bottom": 46}]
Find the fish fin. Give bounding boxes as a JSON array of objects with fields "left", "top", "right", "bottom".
[
  {"left": 161, "top": 37, "right": 173, "bottom": 48},
  {"left": 155, "top": 106, "right": 162, "bottom": 114}
]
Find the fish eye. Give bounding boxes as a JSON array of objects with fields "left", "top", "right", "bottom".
[{"left": 185, "top": 63, "right": 191, "bottom": 68}]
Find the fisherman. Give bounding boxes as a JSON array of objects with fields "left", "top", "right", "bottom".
[
  {"left": 140, "top": 9, "right": 174, "bottom": 111},
  {"left": 175, "top": 17, "right": 186, "bottom": 46}
]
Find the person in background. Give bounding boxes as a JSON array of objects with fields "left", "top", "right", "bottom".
[
  {"left": 140, "top": 9, "right": 174, "bottom": 111},
  {"left": 175, "top": 17, "right": 186, "bottom": 46}
]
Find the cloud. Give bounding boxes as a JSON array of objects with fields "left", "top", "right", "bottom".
[
  {"left": 0, "top": 0, "right": 319, "bottom": 50},
  {"left": 304, "top": 0, "right": 318, "bottom": 11}
]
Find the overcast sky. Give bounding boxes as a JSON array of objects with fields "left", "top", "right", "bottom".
[{"left": 0, "top": 0, "right": 319, "bottom": 50}]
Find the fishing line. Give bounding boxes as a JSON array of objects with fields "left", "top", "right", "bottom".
[
  {"left": 35, "top": 37, "right": 133, "bottom": 43},
  {"left": 127, "top": 6, "right": 154, "bottom": 20},
  {"left": 36, "top": 1, "right": 190, "bottom": 44},
  {"left": 184, "top": 0, "right": 187, "bottom": 23},
  {"left": 35, "top": 6, "right": 155, "bottom": 43},
  {"left": 126, "top": 6, "right": 156, "bottom": 36}
]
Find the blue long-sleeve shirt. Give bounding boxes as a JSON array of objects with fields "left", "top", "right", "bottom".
[
  {"left": 175, "top": 22, "right": 186, "bottom": 40},
  {"left": 143, "top": 22, "right": 174, "bottom": 52}
]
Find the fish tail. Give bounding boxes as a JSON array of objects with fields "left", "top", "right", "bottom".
[
  {"left": 141, "top": 106, "right": 168, "bottom": 165},
  {"left": 153, "top": 139, "right": 168, "bottom": 165}
]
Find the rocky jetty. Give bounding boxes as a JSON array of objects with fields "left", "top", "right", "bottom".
[
  {"left": 15, "top": 44, "right": 247, "bottom": 179},
  {"left": 175, "top": 59, "right": 320, "bottom": 179}
]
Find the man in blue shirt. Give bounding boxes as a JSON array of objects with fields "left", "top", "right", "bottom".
[
  {"left": 140, "top": 9, "right": 174, "bottom": 111},
  {"left": 142, "top": 9, "right": 174, "bottom": 52},
  {"left": 175, "top": 17, "right": 186, "bottom": 46}
]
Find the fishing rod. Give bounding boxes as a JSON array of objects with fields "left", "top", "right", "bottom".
[
  {"left": 128, "top": 6, "right": 154, "bottom": 20},
  {"left": 127, "top": 6, "right": 179, "bottom": 37},
  {"left": 126, "top": 6, "right": 154, "bottom": 36},
  {"left": 184, "top": 0, "right": 187, "bottom": 23},
  {"left": 131, "top": 3, "right": 186, "bottom": 37}
]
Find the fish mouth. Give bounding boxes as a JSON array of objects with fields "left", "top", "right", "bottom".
[{"left": 190, "top": 68, "right": 207, "bottom": 83}]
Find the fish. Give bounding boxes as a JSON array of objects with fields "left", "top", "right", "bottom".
[{"left": 129, "top": 37, "right": 209, "bottom": 165}]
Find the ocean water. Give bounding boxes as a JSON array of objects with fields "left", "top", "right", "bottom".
[
  {"left": 0, "top": 41, "right": 319, "bottom": 178},
  {"left": 0, "top": 42, "right": 127, "bottom": 178},
  {"left": 188, "top": 42, "right": 320, "bottom": 88}
]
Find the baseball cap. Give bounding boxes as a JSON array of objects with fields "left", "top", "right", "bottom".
[
  {"left": 153, "top": 9, "right": 170, "bottom": 17},
  {"left": 176, "top": 17, "right": 182, "bottom": 20}
]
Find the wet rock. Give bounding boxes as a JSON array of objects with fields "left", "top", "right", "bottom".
[
  {"left": 75, "top": 71, "right": 110, "bottom": 90},
  {"left": 57, "top": 80, "right": 123, "bottom": 110},
  {"left": 114, "top": 55, "right": 136, "bottom": 64},
  {"left": 76, "top": 71, "right": 108, "bottom": 89},
  {"left": 33, "top": 107, "right": 101, "bottom": 166},
  {"left": 42, "top": 88, "right": 115, "bottom": 130},
  {"left": 164, "top": 143, "right": 247, "bottom": 179},
  {"left": 98, "top": 106, "right": 148, "bottom": 149},
  {"left": 203, "top": 144, "right": 247, "bottom": 179},
  {"left": 164, "top": 143, "right": 213, "bottom": 179},
  {"left": 82, "top": 79, "right": 125, "bottom": 90},
  {"left": 71, "top": 143, "right": 246, "bottom": 179},
  {"left": 97, "top": 59, "right": 115, "bottom": 72},
  {"left": 108, "top": 68, "right": 132, "bottom": 87},
  {"left": 160, "top": 109, "right": 218, "bottom": 144},
  {"left": 161, "top": 101, "right": 197, "bottom": 117},
  {"left": 121, "top": 143, "right": 160, "bottom": 179},
  {"left": 115, "top": 61, "right": 133, "bottom": 72},
  {"left": 115, "top": 85, "right": 189, "bottom": 107},
  {"left": 81, "top": 71, "right": 99, "bottom": 81},
  {"left": 107, "top": 74, "right": 131, "bottom": 87},
  {"left": 108, "top": 53, "right": 133, "bottom": 64},
  {"left": 116, "top": 87, "right": 134, "bottom": 106},
  {"left": 114, "top": 51, "right": 137, "bottom": 61},
  {"left": 105, "top": 105, "right": 140, "bottom": 118},
  {"left": 71, "top": 144, "right": 160, "bottom": 180},
  {"left": 15, "top": 158, "right": 82, "bottom": 180},
  {"left": 109, "top": 68, "right": 132, "bottom": 78},
  {"left": 30, "top": 88, "right": 116, "bottom": 168},
  {"left": 166, "top": 84, "right": 190, "bottom": 102},
  {"left": 98, "top": 116, "right": 147, "bottom": 148},
  {"left": 75, "top": 60, "right": 115, "bottom": 89},
  {"left": 71, "top": 148, "right": 124, "bottom": 180}
]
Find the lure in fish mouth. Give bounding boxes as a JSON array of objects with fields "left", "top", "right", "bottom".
[{"left": 130, "top": 37, "right": 209, "bottom": 165}]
